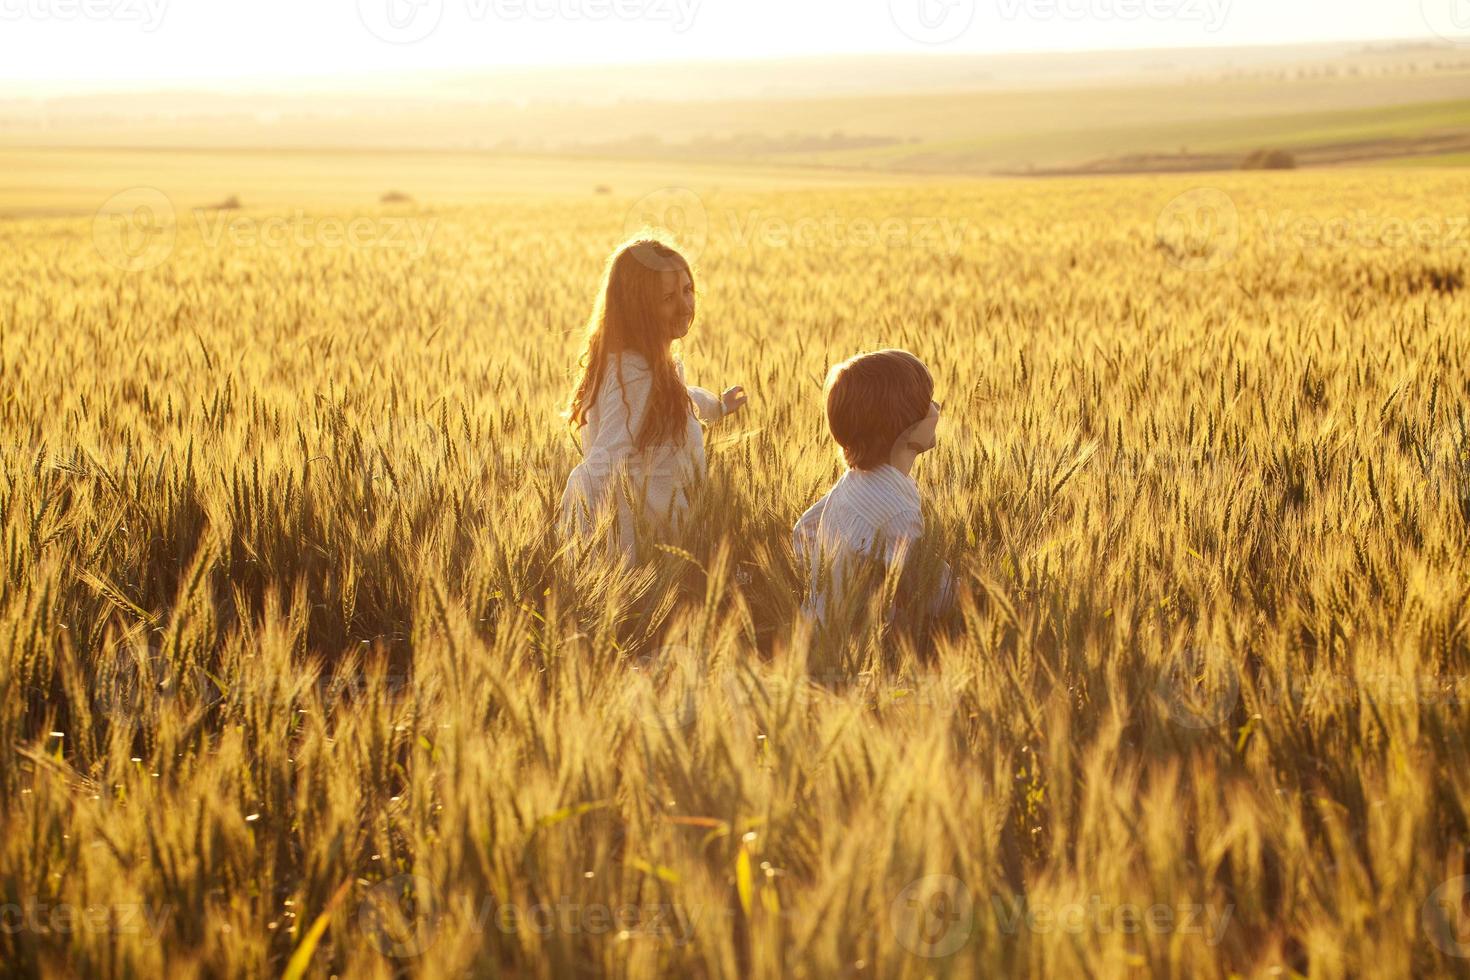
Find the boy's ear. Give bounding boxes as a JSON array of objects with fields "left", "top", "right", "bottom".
[
  {"left": 894, "top": 414, "right": 937, "bottom": 455},
  {"left": 890, "top": 418, "right": 925, "bottom": 456}
]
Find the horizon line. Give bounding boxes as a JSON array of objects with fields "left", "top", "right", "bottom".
[{"left": 0, "top": 30, "right": 1452, "bottom": 98}]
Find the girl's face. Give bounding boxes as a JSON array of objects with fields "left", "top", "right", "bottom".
[{"left": 659, "top": 267, "right": 696, "bottom": 341}]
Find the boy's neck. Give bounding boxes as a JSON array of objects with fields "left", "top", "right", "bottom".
[{"left": 887, "top": 446, "right": 920, "bottom": 477}]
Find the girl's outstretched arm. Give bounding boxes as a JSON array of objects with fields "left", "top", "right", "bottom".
[
  {"left": 686, "top": 384, "right": 724, "bottom": 423},
  {"left": 686, "top": 384, "right": 748, "bottom": 422},
  {"left": 676, "top": 357, "right": 747, "bottom": 423}
]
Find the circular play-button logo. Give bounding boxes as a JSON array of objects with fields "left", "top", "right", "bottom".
[
  {"left": 889, "top": 0, "right": 976, "bottom": 45},
  {"left": 358, "top": 0, "right": 444, "bottom": 44},
  {"left": 891, "top": 874, "right": 974, "bottom": 957},
  {"left": 93, "top": 187, "right": 176, "bottom": 272},
  {"left": 624, "top": 187, "right": 710, "bottom": 263},
  {"left": 1156, "top": 188, "right": 1240, "bottom": 272},
  {"left": 1422, "top": 0, "right": 1470, "bottom": 46}
]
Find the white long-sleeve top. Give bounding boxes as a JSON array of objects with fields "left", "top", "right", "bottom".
[
  {"left": 560, "top": 351, "right": 723, "bottom": 559},
  {"left": 792, "top": 464, "right": 951, "bottom": 623}
]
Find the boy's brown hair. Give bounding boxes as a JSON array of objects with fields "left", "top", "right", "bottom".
[{"left": 824, "top": 349, "right": 934, "bottom": 470}]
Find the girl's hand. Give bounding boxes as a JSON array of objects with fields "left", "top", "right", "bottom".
[{"left": 721, "top": 386, "right": 748, "bottom": 418}]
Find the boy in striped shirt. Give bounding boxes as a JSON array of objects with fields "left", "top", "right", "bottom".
[{"left": 793, "top": 349, "right": 953, "bottom": 626}]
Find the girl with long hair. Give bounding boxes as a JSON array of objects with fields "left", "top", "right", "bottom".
[{"left": 559, "top": 238, "right": 748, "bottom": 558}]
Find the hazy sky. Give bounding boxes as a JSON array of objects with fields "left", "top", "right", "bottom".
[{"left": 0, "top": 0, "right": 1457, "bottom": 91}]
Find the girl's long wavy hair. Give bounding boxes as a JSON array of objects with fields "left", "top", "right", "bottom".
[{"left": 566, "top": 238, "right": 696, "bottom": 451}]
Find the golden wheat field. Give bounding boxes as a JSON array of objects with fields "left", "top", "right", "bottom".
[{"left": 2, "top": 166, "right": 1469, "bottom": 979}]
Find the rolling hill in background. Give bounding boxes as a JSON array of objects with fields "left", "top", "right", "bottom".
[{"left": 1, "top": 38, "right": 1468, "bottom": 212}]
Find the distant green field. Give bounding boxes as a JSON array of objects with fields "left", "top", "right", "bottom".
[
  {"left": 1194, "top": 99, "right": 1470, "bottom": 151},
  {"left": 1374, "top": 152, "right": 1470, "bottom": 167},
  {"left": 810, "top": 98, "right": 1470, "bottom": 172}
]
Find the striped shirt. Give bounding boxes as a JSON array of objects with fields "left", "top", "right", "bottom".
[
  {"left": 792, "top": 464, "right": 929, "bottom": 623},
  {"left": 559, "top": 351, "right": 723, "bottom": 560}
]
